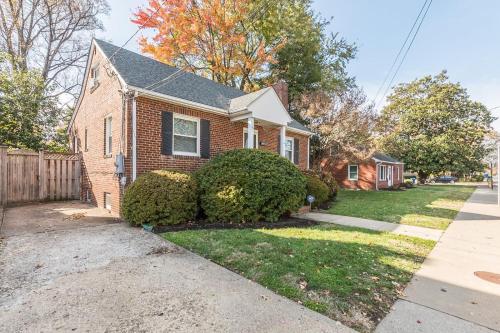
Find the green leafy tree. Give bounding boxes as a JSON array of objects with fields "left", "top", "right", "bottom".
[
  {"left": 0, "top": 55, "right": 61, "bottom": 150},
  {"left": 378, "top": 71, "right": 494, "bottom": 182},
  {"left": 266, "top": 0, "right": 356, "bottom": 113}
]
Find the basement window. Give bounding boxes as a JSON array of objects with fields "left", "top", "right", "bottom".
[{"left": 104, "top": 192, "right": 111, "bottom": 211}]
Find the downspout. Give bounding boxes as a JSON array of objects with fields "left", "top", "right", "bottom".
[
  {"left": 375, "top": 162, "right": 381, "bottom": 191},
  {"left": 132, "top": 92, "right": 137, "bottom": 181},
  {"left": 307, "top": 136, "right": 310, "bottom": 170}
]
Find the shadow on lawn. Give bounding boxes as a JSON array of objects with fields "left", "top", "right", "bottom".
[{"left": 169, "top": 225, "right": 432, "bottom": 332}]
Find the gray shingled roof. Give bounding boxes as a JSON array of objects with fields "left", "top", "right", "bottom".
[
  {"left": 94, "top": 39, "right": 311, "bottom": 133},
  {"left": 372, "top": 152, "right": 402, "bottom": 163},
  {"left": 95, "top": 39, "right": 245, "bottom": 109}
]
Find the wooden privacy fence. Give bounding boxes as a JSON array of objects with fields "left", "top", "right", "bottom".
[{"left": 0, "top": 147, "right": 81, "bottom": 205}]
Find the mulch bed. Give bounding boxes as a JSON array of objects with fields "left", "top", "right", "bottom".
[{"left": 152, "top": 217, "right": 318, "bottom": 233}]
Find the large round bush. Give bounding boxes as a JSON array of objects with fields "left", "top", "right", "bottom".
[
  {"left": 195, "top": 149, "right": 306, "bottom": 223},
  {"left": 122, "top": 170, "right": 197, "bottom": 226},
  {"left": 304, "top": 173, "right": 330, "bottom": 209}
]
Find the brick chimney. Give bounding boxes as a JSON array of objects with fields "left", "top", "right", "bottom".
[{"left": 272, "top": 80, "right": 289, "bottom": 111}]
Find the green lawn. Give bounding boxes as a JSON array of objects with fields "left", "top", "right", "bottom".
[
  {"left": 328, "top": 185, "right": 475, "bottom": 230},
  {"left": 164, "top": 225, "right": 434, "bottom": 332}
]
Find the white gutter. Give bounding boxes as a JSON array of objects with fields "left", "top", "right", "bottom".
[
  {"left": 307, "top": 137, "right": 310, "bottom": 169},
  {"left": 131, "top": 86, "right": 229, "bottom": 116},
  {"left": 132, "top": 92, "right": 137, "bottom": 181},
  {"left": 286, "top": 127, "right": 314, "bottom": 137}
]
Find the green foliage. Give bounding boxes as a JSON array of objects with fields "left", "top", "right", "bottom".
[
  {"left": 303, "top": 173, "right": 329, "bottom": 208},
  {"left": 122, "top": 170, "right": 197, "bottom": 226},
  {"left": 378, "top": 71, "right": 494, "bottom": 182},
  {"left": 0, "top": 54, "right": 65, "bottom": 150},
  {"left": 195, "top": 149, "right": 306, "bottom": 223},
  {"left": 403, "top": 180, "right": 414, "bottom": 188}
]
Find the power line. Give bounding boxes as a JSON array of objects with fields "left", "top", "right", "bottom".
[
  {"left": 132, "top": 0, "right": 277, "bottom": 99},
  {"left": 376, "top": 0, "right": 433, "bottom": 110},
  {"left": 106, "top": 0, "right": 167, "bottom": 63},
  {"left": 373, "top": 0, "right": 429, "bottom": 105}
]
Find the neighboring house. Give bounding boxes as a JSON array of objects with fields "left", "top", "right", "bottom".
[
  {"left": 327, "top": 152, "right": 404, "bottom": 190},
  {"left": 68, "top": 39, "right": 313, "bottom": 214}
]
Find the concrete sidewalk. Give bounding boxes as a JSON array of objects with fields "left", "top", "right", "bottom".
[
  {"left": 377, "top": 185, "right": 500, "bottom": 333},
  {"left": 295, "top": 212, "right": 443, "bottom": 241}
]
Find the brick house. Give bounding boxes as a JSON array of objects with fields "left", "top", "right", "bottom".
[
  {"left": 326, "top": 152, "right": 404, "bottom": 190},
  {"left": 68, "top": 39, "right": 313, "bottom": 214}
]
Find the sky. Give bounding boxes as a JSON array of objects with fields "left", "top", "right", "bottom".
[{"left": 99, "top": 0, "right": 500, "bottom": 129}]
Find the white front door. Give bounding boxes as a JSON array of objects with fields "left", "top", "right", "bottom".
[{"left": 387, "top": 166, "right": 393, "bottom": 187}]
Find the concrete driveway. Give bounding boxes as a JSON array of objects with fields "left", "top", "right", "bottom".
[{"left": 0, "top": 202, "right": 353, "bottom": 333}]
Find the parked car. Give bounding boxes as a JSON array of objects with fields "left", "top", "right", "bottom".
[{"left": 431, "top": 176, "right": 457, "bottom": 184}]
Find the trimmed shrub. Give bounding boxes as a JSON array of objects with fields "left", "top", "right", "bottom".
[
  {"left": 122, "top": 170, "right": 197, "bottom": 226},
  {"left": 304, "top": 173, "right": 330, "bottom": 209},
  {"left": 304, "top": 169, "right": 339, "bottom": 201},
  {"left": 403, "top": 179, "right": 414, "bottom": 188},
  {"left": 195, "top": 149, "right": 306, "bottom": 223}
]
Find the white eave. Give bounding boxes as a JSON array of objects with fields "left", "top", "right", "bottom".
[{"left": 372, "top": 157, "right": 405, "bottom": 164}]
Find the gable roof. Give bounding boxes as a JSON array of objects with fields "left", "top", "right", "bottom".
[
  {"left": 228, "top": 87, "right": 271, "bottom": 112},
  {"left": 95, "top": 39, "right": 246, "bottom": 110},
  {"left": 92, "top": 39, "right": 311, "bottom": 134},
  {"left": 372, "top": 152, "right": 403, "bottom": 164}
]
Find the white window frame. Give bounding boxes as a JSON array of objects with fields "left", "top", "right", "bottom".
[
  {"left": 105, "top": 115, "right": 112, "bottom": 156},
  {"left": 173, "top": 113, "right": 200, "bottom": 157},
  {"left": 104, "top": 192, "right": 111, "bottom": 211},
  {"left": 284, "top": 136, "right": 294, "bottom": 162},
  {"left": 90, "top": 64, "right": 100, "bottom": 89},
  {"left": 348, "top": 164, "right": 359, "bottom": 181},
  {"left": 243, "top": 128, "right": 259, "bottom": 149},
  {"left": 379, "top": 165, "right": 387, "bottom": 181}
]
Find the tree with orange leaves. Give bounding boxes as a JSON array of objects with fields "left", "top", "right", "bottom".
[{"left": 132, "top": 0, "right": 284, "bottom": 92}]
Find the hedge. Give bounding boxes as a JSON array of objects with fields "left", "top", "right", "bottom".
[
  {"left": 195, "top": 149, "right": 306, "bottom": 223},
  {"left": 304, "top": 173, "right": 330, "bottom": 209},
  {"left": 122, "top": 170, "right": 197, "bottom": 226}
]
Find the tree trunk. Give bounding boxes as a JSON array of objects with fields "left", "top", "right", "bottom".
[{"left": 417, "top": 171, "right": 428, "bottom": 184}]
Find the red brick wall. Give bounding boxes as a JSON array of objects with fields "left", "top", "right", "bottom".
[
  {"left": 132, "top": 97, "right": 309, "bottom": 176},
  {"left": 72, "top": 46, "right": 123, "bottom": 214},
  {"left": 327, "top": 159, "right": 404, "bottom": 190},
  {"left": 328, "top": 160, "right": 376, "bottom": 190},
  {"left": 74, "top": 49, "right": 310, "bottom": 216}
]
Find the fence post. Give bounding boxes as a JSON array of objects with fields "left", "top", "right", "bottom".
[
  {"left": 38, "top": 150, "right": 45, "bottom": 201},
  {"left": 0, "top": 146, "right": 7, "bottom": 206}
]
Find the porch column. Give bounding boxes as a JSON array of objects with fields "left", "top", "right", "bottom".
[
  {"left": 247, "top": 117, "right": 255, "bottom": 149},
  {"left": 280, "top": 125, "right": 286, "bottom": 157}
]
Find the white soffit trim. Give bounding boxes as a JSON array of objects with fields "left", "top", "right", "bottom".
[
  {"left": 372, "top": 157, "right": 405, "bottom": 164},
  {"left": 131, "top": 86, "right": 229, "bottom": 116},
  {"left": 246, "top": 88, "right": 292, "bottom": 126},
  {"left": 286, "top": 126, "right": 314, "bottom": 136}
]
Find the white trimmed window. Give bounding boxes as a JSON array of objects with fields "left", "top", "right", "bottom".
[
  {"left": 348, "top": 164, "right": 359, "bottom": 180},
  {"left": 90, "top": 64, "right": 100, "bottom": 88},
  {"left": 104, "top": 192, "right": 111, "bottom": 211},
  {"left": 379, "top": 165, "right": 387, "bottom": 181},
  {"left": 105, "top": 115, "right": 112, "bottom": 156},
  {"left": 284, "top": 137, "right": 294, "bottom": 162},
  {"left": 243, "top": 128, "right": 259, "bottom": 149},
  {"left": 173, "top": 114, "right": 200, "bottom": 156}
]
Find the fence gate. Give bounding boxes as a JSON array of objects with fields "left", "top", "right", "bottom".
[{"left": 0, "top": 147, "right": 81, "bottom": 205}]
